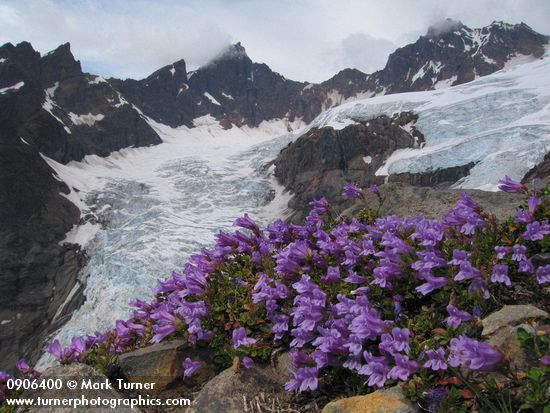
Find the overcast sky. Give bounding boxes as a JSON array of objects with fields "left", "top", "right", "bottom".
[{"left": 1, "top": 0, "right": 549, "bottom": 82}]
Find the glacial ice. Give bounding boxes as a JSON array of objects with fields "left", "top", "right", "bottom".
[{"left": 303, "top": 55, "right": 550, "bottom": 190}]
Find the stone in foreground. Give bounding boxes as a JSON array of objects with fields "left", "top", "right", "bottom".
[
  {"left": 16, "top": 363, "right": 140, "bottom": 413},
  {"left": 322, "top": 386, "right": 418, "bottom": 413}
]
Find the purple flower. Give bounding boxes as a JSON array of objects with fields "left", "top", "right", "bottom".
[
  {"left": 44, "top": 339, "right": 63, "bottom": 360},
  {"left": 448, "top": 335, "right": 503, "bottom": 371},
  {"left": 369, "top": 184, "right": 380, "bottom": 196},
  {"left": 151, "top": 323, "right": 177, "bottom": 344},
  {"left": 15, "top": 359, "right": 32, "bottom": 374},
  {"left": 309, "top": 197, "right": 330, "bottom": 216},
  {"left": 388, "top": 354, "right": 419, "bottom": 381},
  {"left": 423, "top": 387, "right": 448, "bottom": 413},
  {"left": 234, "top": 213, "right": 260, "bottom": 235},
  {"left": 342, "top": 183, "right": 362, "bottom": 199},
  {"left": 512, "top": 244, "right": 527, "bottom": 262},
  {"left": 321, "top": 266, "right": 340, "bottom": 283},
  {"left": 416, "top": 273, "right": 449, "bottom": 295},
  {"left": 540, "top": 355, "right": 550, "bottom": 366},
  {"left": 232, "top": 327, "right": 256, "bottom": 349},
  {"left": 536, "top": 265, "right": 550, "bottom": 284},
  {"left": 423, "top": 348, "right": 448, "bottom": 371},
  {"left": 448, "top": 249, "right": 471, "bottom": 265},
  {"left": 519, "top": 259, "right": 535, "bottom": 274},
  {"left": 358, "top": 352, "right": 390, "bottom": 388},
  {"left": 183, "top": 358, "right": 202, "bottom": 378},
  {"left": 528, "top": 196, "right": 541, "bottom": 216},
  {"left": 284, "top": 367, "right": 319, "bottom": 392},
  {"left": 523, "top": 220, "right": 550, "bottom": 241},
  {"left": 455, "top": 261, "right": 481, "bottom": 282},
  {"left": 515, "top": 210, "right": 532, "bottom": 223},
  {"left": 494, "top": 246, "right": 510, "bottom": 260},
  {"left": 491, "top": 264, "right": 511, "bottom": 286},
  {"left": 241, "top": 356, "right": 254, "bottom": 369},
  {"left": 379, "top": 327, "right": 410, "bottom": 355},
  {"left": 446, "top": 305, "right": 473, "bottom": 328},
  {"left": 498, "top": 176, "right": 526, "bottom": 193}
]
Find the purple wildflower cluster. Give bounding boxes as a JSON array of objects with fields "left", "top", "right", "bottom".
[
  {"left": 3, "top": 175, "right": 547, "bottom": 404},
  {"left": 0, "top": 359, "right": 40, "bottom": 403}
]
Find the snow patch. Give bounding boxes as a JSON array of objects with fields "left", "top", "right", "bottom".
[
  {"left": 222, "top": 92, "right": 234, "bottom": 100},
  {"left": 203, "top": 92, "right": 221, "bottom": 106},
  {"left": 434, "top": 75, "right": 458, "bottom": 90},
  {"left": 169, "top": 66, "right": 175, "bottom": 76},
  {"left": 0, "top": 81, "right": 24, "bottom": 94},
  {"left": 69, "top": 112, "right": 105, "bottom": 126},
  {"left": 61, "top": 221, "right": 100, "bottom": 247},
  {"left": 20, "top": 137, "right": 29, "bottom": 145},
  {"left": 42, "top": 83, "right": 71, "bottom": 134},
  {"left": 363, "top": 156, "right": 372, "bottom": 164}
]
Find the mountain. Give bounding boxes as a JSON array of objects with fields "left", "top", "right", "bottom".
[
  {"left": 0, "top": 20, "right": 548, "bottom": 371},
  {"left": 273, "top": 52, "right": 550, "bottom": 220},
  {"left": 111, "top": 21, "right": 548, "bottom": 129}
]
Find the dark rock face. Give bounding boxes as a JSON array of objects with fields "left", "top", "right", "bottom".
[
  {"left": 0, "top": 41, "right": 162, "bottom": 164},
  {"left": 113, "top": 43, "right": 310, "bottom": 128},
  {"left": 523, "top": 151, "right": 550, "bottom": 186},
  {"left": 0, "top": 128, "right": 83, "bottom": 371},
  {"left": 388, "top": 162, "right": 477, "bottom": 187},
  {"left": 273, "top": 112, "right": 423, "bottom": 221}
]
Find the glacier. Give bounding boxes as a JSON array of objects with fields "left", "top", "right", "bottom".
[
  {"left": 38, "top": 53, "right": 550, "bottom": 367},
  {"left": 304, "top": 51, "right": 550, "bottom": 190}
]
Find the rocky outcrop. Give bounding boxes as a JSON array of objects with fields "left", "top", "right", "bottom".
[
  {"left": 0, "top": 42, "right": 162, "bottom": 164},
  {"left": 0, "top": 126, "right": 83, "bottom": 372},
  {"left": 273, "top": 112, "right": 423, "bottom": 221},
  {"left": 189, "top": 353, "right": 292, "bottom": 413},
  {"left": 117, "top": 340, "right": 217, "bottom": 395},
  {"left": 523, "top": 150, "right": 550, "bottom": 186},
  {"left": 112, "top": 43, "right": 312, "bottom": 128},
  {"left": 388, "top": 162, "right": 477, "bottom": 187},
  {"left": 481, "top": 305, "right": 549, "bottom": 373}
]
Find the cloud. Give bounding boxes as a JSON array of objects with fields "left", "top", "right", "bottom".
[
  {"left": 331, "top": 33, "right": 396, "bottom": 75},
  {"left": 0, "top": 0, "right": 548, "bottom": 82}
]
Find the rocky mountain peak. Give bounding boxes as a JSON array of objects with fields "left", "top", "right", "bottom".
[
  {"left": 426, "top": 18, "right": 465, "bottom": 38},
  {"left": 212, "top": 42, "right": 249, "bottom": 63},
  {"left": 41, "top": 42, "right": 82, "bottom": 84}
]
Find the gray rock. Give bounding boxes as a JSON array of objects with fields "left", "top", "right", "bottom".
[
  {"left": 482, "top": 305, "right": 549, "bottom": 336},
  {"left": 16, "top": 363, "right": 140, "bottom": 413},
  {"left": 118, "top": 340, "right": 216, "bottom": 395},
  {"left": 531, "top": 253, "right": 550, "bottom": 268},
  {"left": 322, "top": 386, "right": 418, "bottom": 413},
  {"left": 486, "top": 324, "right": 535, "bottom": 372},
  {"left": 189, "top": 355, "right": 292, "bottom": 413}
]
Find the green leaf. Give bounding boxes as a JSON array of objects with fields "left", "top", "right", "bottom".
[{"left": 527, "top": 367, "right": 543, "bottom": 382}]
